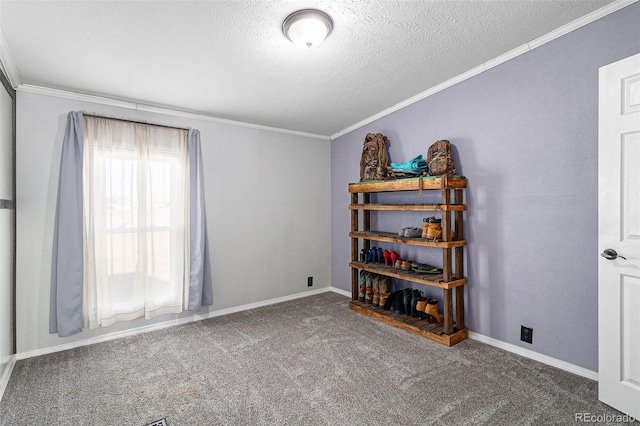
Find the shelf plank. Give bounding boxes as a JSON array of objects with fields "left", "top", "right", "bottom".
[
  {"left": 349, "top": 231, "right": 467, "bottom": 248},
  {"left": 349, "top": 176, "right": 466, "bottom": 193},
  {"left": 349, "top": 301, "right": 468, "bottom": 346},
  {"left": 349, "top": 262, "right": 467, "bottom": 289},
  {"left": 456, "top": 286, "right": 465, "bottom": 331},
  {"left": 349, "top": 203, "right": 466, "bottom": 211}
]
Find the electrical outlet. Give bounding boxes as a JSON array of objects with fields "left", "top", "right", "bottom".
[
  {"left": 307, "top": 277, "right": 313, "bottom": 287},
  {"left": 521, "top": 326, "right": 533, "bottom": 344}
]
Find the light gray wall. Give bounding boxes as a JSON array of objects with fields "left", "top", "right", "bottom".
[
  {"left": 17, "top": 91, "right": 331, "bottom": 354},
  {"left": 331, "top": 2, "right": 640, "bottom": 372}
]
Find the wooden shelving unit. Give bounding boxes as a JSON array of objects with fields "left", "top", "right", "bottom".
[{"left": 348, "top": 176, "right": 468, "bottom": 346}]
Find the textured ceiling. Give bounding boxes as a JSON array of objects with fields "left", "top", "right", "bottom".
[{"left": 0, "top": 0, "right": 614, "bottom": 136}]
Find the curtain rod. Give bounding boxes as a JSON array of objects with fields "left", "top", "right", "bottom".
[{"left": 81, "top": 112, "right": 190, "bottom": 131}]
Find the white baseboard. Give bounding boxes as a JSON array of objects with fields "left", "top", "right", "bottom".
[
  {"left": 329, "top": 286, "right": 351, "bottom": 297},
  {"left": 0, "top": 355, "right": 16, "bottom": 402},
  {"left": 468, "top": 331, "right": 598, "bottom": 381},
  {"left": 17, "top": 287, "right": 334, "bottom": 361}
]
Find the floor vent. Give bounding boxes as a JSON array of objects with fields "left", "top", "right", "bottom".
[{"left": 147, "top": 419, "right": 167, "bottom": 426}]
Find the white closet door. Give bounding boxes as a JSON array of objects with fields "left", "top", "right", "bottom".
[{"left": 0, "top": 77, "right": 14, "bottom": 388}]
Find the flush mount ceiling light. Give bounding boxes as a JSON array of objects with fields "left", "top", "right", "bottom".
[{"left": 282, "top": 9, "right": 333, "bottom": 49}]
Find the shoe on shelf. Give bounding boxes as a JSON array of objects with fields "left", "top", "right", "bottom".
[
  {"left": 382, "top": 286, "right": 396, "bottom": 310},
  {"left": 410, "top": 289, "right": 423, "bottom": 317},
  {"left": 399, "top": 227, "right": 422, "bottom": 238},
  {"left": 365, "top": 273, "right": 374, "bottom": 304},
  {"left": 369, "top": 246, "right": 378, "bottom": 263},
  {"left": 393, "top": 290, "right": 406, "bottom": 315},
  {"left": 383, "top": 249, "right": 391, "bottom": 266},
  {"left": 426, "top": 297, "right": 443, "bottom": 323},
  {"left": 372, "top": 274, "right": 380, "bottom": 306},
  {"left": 401, "top": 260, "right": 412, "bottom": 271},
  {"left": 358, "top": 271, "right": 367, "bottom": 302},
  {"left": 404, "top": 227, "right": 422, "bottom": 238},
  {"left": 390, "top": 251, "right": 401, "bottom": 267},
  {"left": 415, "top": 295, "right": 428, "bottom": 320},
  {"left": 422, "top": 216, "right": 443, "bottom": 241},
  {"left": 403, "top": 288, "right": 412, "bottom": 316},
  {"left": 411, "top": 262, "right": 442, "bottom": 274},
  {"left": 365, "top": 248, "right": 374, "bottom": 264},
  {"left": 378, "top": 276, "right": 392, "bottom": 307}
]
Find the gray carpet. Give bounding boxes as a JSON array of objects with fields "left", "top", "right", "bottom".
[{"left": 0, "top": 292, "right": 630, "bottom": 425}]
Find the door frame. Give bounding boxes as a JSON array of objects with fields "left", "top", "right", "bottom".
[{"left": 0, "top": 67, "right": 16, "bottom": 355}]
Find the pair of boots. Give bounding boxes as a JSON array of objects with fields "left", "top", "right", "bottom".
[
  {"left": 408, "top": 289, "right": 443, "bottom": 319},
  {"left": 359, "top": 271, "right": 391, "bottom": 307},
  {"left": 415, "top": 297, "right": 443, "bottom": 323},
  {"left": 381, "top": 289, "right": 405, "bottom": 314},
  {"left": 373, "top": 275, "right": 391, "bottom": 307},
  {"left": 358, "top": 271, "right": 367, "bottom": 302},
  {"left": 421, "top": 216, "right": 442, "bottom": 240},
  {"left": 401, "top": 289, "right": 421, "bottom": 317},
  {"left": 363, "top": 272, "right": 376, "bottom": 304},
  {"left": 383, "top": 289, "right": 422, "bottom": 317},
  {"left": 378, "top": 287, "right": 443, "bottom": 324}
]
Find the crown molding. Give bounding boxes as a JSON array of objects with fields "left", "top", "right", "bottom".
[
  {"left": 17, "top": 84, "right": 331, "bottom": 141},
  {"left": 330, "top": 0, "right": 638, "bottom": 140},
  {"left": 526, "top": 0, "right": 637, "bottom": 50},
  {"left": 0, "top": 24, "right": 21, "bottom": 89},
  {"left": 19, "top": 84, "right": 137, "bottom": 108}
]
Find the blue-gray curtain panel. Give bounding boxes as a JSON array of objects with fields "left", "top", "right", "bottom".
[
  {"left": 50, "top": 113, "right": 213, "bottom": 337},
  {"left": 187, "top": 129, "right": 213, "bottom": 311},
  {"left": 49, "top": 111, "right": 84, "bottom": 337}
]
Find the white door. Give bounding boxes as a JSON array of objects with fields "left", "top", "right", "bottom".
[
  {"left": 598, "top": 53, "right": 640, "bottom": 418},
  {"left": 0, "top": 76, "right": 13, "bottom": 388},
  {"left": 0, "top": 72, "right": 13, "bottom": 403}
]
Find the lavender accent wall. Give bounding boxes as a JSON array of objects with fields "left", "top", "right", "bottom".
[{"left": 331, "top": 3, "right": 640, "bottom": 372}]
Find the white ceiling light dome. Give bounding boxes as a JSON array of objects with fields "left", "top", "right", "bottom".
[{"left": 282, "top": 9, "right": 334, "bottom": 49}]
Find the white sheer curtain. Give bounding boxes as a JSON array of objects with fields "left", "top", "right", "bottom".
[{"left": 82, "top": 116, "right": 189, "bottom": 329}]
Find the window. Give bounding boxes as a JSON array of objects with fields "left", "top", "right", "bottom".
[{"left": 82, "top": 117, "right": 189, "bottom": 328}]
